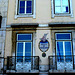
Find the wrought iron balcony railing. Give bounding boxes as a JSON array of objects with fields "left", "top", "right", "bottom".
[
  {"left": 48, "top": 55, "right": 75, "bottom": 72},
  {"left": 0, "top": 57, "right": 4, "bottom": 74},
  {"left": 7, "top": 56, "right": 39, "bottom": 71}
]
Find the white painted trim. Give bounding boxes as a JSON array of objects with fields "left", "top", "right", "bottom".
[
  {"left": 23, "top": 42, "right": 25, "bottom": 57},
  {"left": 70, "top": 0, "right": 73, "bottom": 17},
  {"left": 15, "top": 0, "right": 18, "bottom": 16},
  {"left": 33, "top": 32, "right": 36, "bottom": 56},
  {"left": 63, "top": 41, "right": 65, "bottom": 56},
  {"left": 33, "top": 0, "right": 36, "bottom": 18},
  {"left": 51, "top": 0, "right": 54, "bottom": 18},
  {"left": 25, "top": 1, "right": 27, "bottom": 14},
  {"left": 39, "top": 24, "right": 49, "bottom": 27}
]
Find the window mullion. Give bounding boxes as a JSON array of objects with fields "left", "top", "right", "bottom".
[
  {"left": 23, "top": 42, "right": 25, "bottom": 56},
  {"left": 25, "top": 1, "right": 27, "bottom": 14},
  {"left": 23, "top": 42, "right": 25, "bottom": 63},
  {"left": 63, "top": 41, "right": 65, "bottom": 61},
  {"left": 63, "top": 41, "right": 65, "bottom": 56}
]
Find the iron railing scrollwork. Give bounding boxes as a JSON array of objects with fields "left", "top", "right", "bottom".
[
  {"left": 48, "top": 55, "right": 75, "bottom": 72},
  {"left": 0, "top": 57, "right": 4, "bottom": 74},
  {"left": 7, "top": 56, "right": 39, "bottom": 71}
]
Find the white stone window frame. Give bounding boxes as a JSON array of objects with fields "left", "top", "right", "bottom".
[
  {"left": 15, "top": 0, "right": 36, "bottom": 19},
  {"left": 51, "top": 0, "right": 73, "bottom": 18}
]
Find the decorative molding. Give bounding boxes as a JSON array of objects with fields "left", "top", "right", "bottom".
[
  {"left": 51, "top": 0, "right": 54, "bottom": 18},
  {"left": 70, "top": 0, "right": 73, "bottom": 17},
  {"left": 39, "top": 24, "right": 49, "bottom": 27}
]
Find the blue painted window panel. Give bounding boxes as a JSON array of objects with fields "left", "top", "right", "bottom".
[
  {"left": 25, "top": 42, "right": 31, "bottom": 62},
  {"left": 66, "top": 7, "right": 68, "bottom": 12},
  {"left": 18, "top": 34, "right": 32, "bottom": 41},
  {"left": 17, "top": 42, "right": 23, "bottom": 62},
  {"left": 19, "top": 1, "right": 25, "bottom": 13},
  {"left": 57, "top": 42, "right": 63, "bottom": 56},
  {"left": 20, "top": 1, "right": 25, "bottom": 7},
  {"left": 25, "top": 57, "right": 31, "bottom": 62},
  {"left": 26, "top": 1, "right": 32, "bottom": 13},
  {"left": 65, "top": 42, "right": 71, "bottom": 52},
  {"left": 65, "top": 42, "right": 72, "bottom": 62},
  {"left": 56, "top": 33, "right": 71, "bottom": 40},
  {"left": 17, "top": 53, "right": 23, "bottom": 56},
  {"left": 25, "top": 53, "right": 31, "bottom": 62},
  {"left": 17, "top": 56, "right": 23, "bottom": 62},
  {"left": 25, "top": 53, "right": 31, "bottom": 56},
  {"left": 57, "top": 42, "right": 64, "bottom": 62},
  {"left": 25, "top": 42, "right": 31, "bottom": 52},
  {"left": 17, "top": 53, "right": 23, "bottom": 62},
  {"left": 19, "top": 8, "right": 25, "bottom": 13},
  {"left": 17, "top": 43, "right": 23, "bottom": 52}
]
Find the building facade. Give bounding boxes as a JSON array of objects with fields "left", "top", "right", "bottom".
[
  {"left": 0, "top": 0, "right": 8, "bottom": 73},
  {"left": 3, "top": 0, "right": 75, "bottom": 74}
]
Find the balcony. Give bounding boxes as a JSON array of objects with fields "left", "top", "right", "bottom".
[
  {"left": 48, "top": 55, "right": 75, "bottom": 73},
  {"left": 0, "top": 57, "right": 4, "bottom": 74},
  {"left": 1, "top": 55, "right": 75, "bottom": 74},
  {"left": 6, "top": 56, "right": 39, "bottom": 73}
]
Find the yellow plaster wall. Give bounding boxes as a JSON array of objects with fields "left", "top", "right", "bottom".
[
  {"left": 7, "top": 0, "right": 75, "bottom": 25},
  {"left": 5, "top": 30, "right": 12, "bottom": 58},
  {"left": 36, "top": 28, "right": 52, "bottom": 65}
]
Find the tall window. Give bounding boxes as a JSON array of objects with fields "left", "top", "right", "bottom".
[
  {"left": 55, "top": 33, "right": 72, "bottom": 62},
  {"left": 17, "top": 34, "right": 32, "bottom": 62},
  {"left": 18, "top": 0, "right": 32, "bottom": 14},
  {"left": 54, "top": 0, "right": 70, "bottom": 14}
]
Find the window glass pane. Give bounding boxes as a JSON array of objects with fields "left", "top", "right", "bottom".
[
  {"left": 26, "top": 1, "right": 32, "bottom": 13},
  {"left": 62, "top": 0, "right": 68, "bottom": 6},
  {"left": 65, "top": 42, "right": 71, "bottom": 55},
  {"left": 25, "top": 53, "right": 31, "bottom": 62},
  {"left": 17, "top": 53, "right": 23, "bottom": 56},
  {"left": 56, "top": 42, "right": 64, "bottom": 62},
  {"left": 17, "top": 42, "right": 23, "bottom": 62},
  {"left": 62, "top": 6, "right": 69, "bottom": 13},
  {"left": 55, "top": 0, "right": 61, "bottom": 6},
  {"left": 57, "top": 42, "right": 63, "bottom": 56},
  {"left": 25, "top": 42, "right": 31, "bottom": 52},
  {"left": 19, "top": 1, "right": 25, "bottom": 13},
  {"left": 56, "top": 33, "right": 71, "bottom": 40},
  {"left": 17, "top": 56, "right": 23, "bottom": 62},
  {"left": 55, "top": 7, "right": 61, "bottom": 13},
  {"left": 17, "top": 43, "right": 23, "bottom": 52},
  {"left": 25, "top": 53, "right": 31, "bottom": 56},
  {"left": 17, "top": 53, "right": 23, "bottom": 62},
  {"left": 17, "top": 34, "right": 32, "bottom": 41},
  {"left": 65, "top": 42, "right": 72, "bottom": 62}
]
